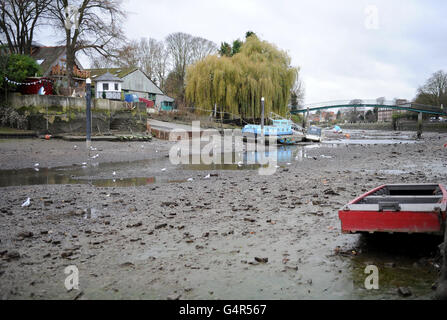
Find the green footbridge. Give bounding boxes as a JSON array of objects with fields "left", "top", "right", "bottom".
[{"left": 290, "top": 100, "right": 446, "bottom": 116}]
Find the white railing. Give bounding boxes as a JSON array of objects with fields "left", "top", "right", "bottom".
[{"left": 97, "top": 91, "right": 121, "bottom": 100}]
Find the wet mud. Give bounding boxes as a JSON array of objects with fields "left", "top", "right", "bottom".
[{"left": 0, "top": 129, "right": 446, "bottom": 299}]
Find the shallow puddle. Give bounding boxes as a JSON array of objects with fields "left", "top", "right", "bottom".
[{"left": 0, "top": 132, "right": 421, "bottom": 188}]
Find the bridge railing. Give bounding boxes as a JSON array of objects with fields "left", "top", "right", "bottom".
[{"left": 295, "top": 100, "right": 445, "bottom": 115}]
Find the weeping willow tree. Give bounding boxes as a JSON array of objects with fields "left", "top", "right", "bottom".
[{"left": 186, "top": 35, "right": 298, "bottom": 121}]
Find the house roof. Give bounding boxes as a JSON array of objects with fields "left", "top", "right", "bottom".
[
  {"left": 30, "top": 45, "right": 84, "bottom": 76},
  {"left": 87, "top": 67, "right": 139, "bottom": 80},
  {"left": 94, "top": 71, "right": 123, "bottom": 82},
  {"left": 31, "top": 46, "right": 66, "bottom": 74},
  {"left": 86, "top": 67, "right": 166, "bottom": 96}
]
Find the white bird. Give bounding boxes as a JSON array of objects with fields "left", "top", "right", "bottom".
[
  {"left": 34, "top": 163, "right": 39, "bottom": 167},
  {"left": 187, "top": 178, "right": 194, "bottom": 182},
  {"left": 34, "top": 168, "right": 40, "bottom": 172},
  {"left": 161, "top": 168, "right": 166, "bottom": 172},
  {"left": 112, "top": 171, "right": 116, "bottom": 176},
  {"left": 21, "top": 198, "right": 31, "bottom": 207},
  {"left": 91, "top": 154, "right": 99, "bottom": 159},
  {"left": 204, "top": 174, "right": 211, "bottom": 179},
  {"left": 73, "top": 145, "right": 78, "bottom": 150}
]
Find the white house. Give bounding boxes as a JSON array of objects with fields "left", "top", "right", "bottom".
[
  {"left": 87, "top": 68, "right": 175, "bottom": 109},
  {"left": 93, "top": 72, "right": 123, "bottom": 100}
]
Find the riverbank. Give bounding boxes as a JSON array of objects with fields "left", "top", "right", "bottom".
[
  {"left": 340, "top": 121, "right": 447, "bottom": 132},
  {"left": 0, "top": 129, "right": 446, "bottom": 299}
]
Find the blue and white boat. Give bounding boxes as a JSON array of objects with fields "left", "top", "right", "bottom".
[{"left": 242, "top": 119, "right": 294, "bottom": 136}]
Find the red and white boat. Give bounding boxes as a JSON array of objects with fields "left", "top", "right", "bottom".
[{"left": 339, "top": 184, "right": 447, "bottom": 235}]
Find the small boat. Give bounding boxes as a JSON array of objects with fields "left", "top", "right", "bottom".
[
  {"left": 242, "top": 119, "right": 294, "bottom": 136},
  {"left": 339, "top": 184, "right": 447, "bottom": 235},
  {"left": 304, "top": 126, "right": 323, "bottom": 142},
  {"left": 277, "top": 135, "right": 303, "bottom": 145}
]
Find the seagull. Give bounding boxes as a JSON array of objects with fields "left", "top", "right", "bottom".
[
  {"left": 112, "top": 171, "right": 116, "bottom": 176},
  {"left": 204, "top": 174, "right": 211, "bottom": 179},
  {"left": 34, "top": 168, "right": 40, "bottom": 172},
  {"left": 21, "top": 198, "right": 31, "bottom": 207},
  {"left": 187, "top": 178, "right": 194, "bottom": 182},
  {"left": 161, "top": 168, "right": 166, "bottom": 172},
  {"left": 73, "top": 145, "right": 78, "bottom": 150},
  {"left": 91, "top": 154, "right": 99, "bottom": 159},
  {"left": 81, "top": 162, "right": 87, "bottom": 166},
  {"left": 34, "top": 163, "right": 39, "bottom": 167}
]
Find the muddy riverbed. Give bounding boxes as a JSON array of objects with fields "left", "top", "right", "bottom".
[{"left": 0, "top": 129, "right": 446, "bottom": 300}]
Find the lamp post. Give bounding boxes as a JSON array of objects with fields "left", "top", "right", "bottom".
[
  {"left": 261, "top": 97, "right": 265, "bottom": 137},
  {"left": 86, "top": 78, "right": 92, "bottom": 150}
]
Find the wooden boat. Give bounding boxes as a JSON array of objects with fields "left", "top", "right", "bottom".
[{"left": 339, "top": 184, "right": 447, "bottom": 235}]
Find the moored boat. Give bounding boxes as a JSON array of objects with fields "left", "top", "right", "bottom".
[
  {"left": 339, "top": 184, "right": 447, "bottom": 235},
  {"left": 304, "top": 126, "right": 323, "bottom": 142}
]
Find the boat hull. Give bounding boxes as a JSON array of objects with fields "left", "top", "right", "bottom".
[{"left": 339, "top": 184, "right": 447, "bottom": 235}]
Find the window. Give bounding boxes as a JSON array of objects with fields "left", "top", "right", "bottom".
[
  {"left": 103, "top": 83, "right": 109, "bottom": 91},
  {"left": 114, "top": 83, "right": 119, "bottom": 91}
]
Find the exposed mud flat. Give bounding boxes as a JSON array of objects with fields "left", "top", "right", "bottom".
[{"left": 0, "top": 130, "right": 446, "bottom": 300}]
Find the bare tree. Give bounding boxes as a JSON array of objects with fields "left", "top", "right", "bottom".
[
  {"left": 416, "top": 70, "right": 447, "bottom": 107},
  {"left": 47, "top": 0, "right": 126, "bottom": 89},
  {"left": 190, "top": 36, "right": 217, "bottom": 62},
  {"left": 165, "top": 32, "right": 216, "bottom": 106},
  {"left": 165, "top": 32, "right": 194, "bottom": 82},
  {"left": 0, "top": 0, "right": 51, "bottom": 54},
  {"left": 88, "top": 37, "right": 171, "bottom": 89},
  {"left": 151, "top": 40, "right": 170, "bottom": 90},
  {"left": 290, "top": 75, "right": 305, "bottom": 108},
  {"left": 138, "top": 38, "right": 170, "bottom": 87}
]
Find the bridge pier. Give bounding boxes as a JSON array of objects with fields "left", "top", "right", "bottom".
[
  {"left": 302, "top": 107, "right": 310, "bottom": 129},
  {"left": 417, "top": 112, "right": 423, "bottom": 139}
]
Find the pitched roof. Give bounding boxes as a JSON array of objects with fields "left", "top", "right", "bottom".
[
  {"left": 31, "top": 46, "right": 66, "bottom": 74},
  {"left": 94, "top": 71, "right": 123, "bottom": 82},
  {"left": 86, "top": 67, "right": 165, "bottom": 95},
  {"left": 87, "top": 67, "right": 138, "bottom": 80}
]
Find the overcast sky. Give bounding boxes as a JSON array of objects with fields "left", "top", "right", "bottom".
[{"left": 36, "top": 0, "right": 447, "bottom": 104}]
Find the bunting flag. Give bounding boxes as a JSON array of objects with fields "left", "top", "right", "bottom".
[{"left": 4, "top": 77, "right": 53, "bottom": 86}]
